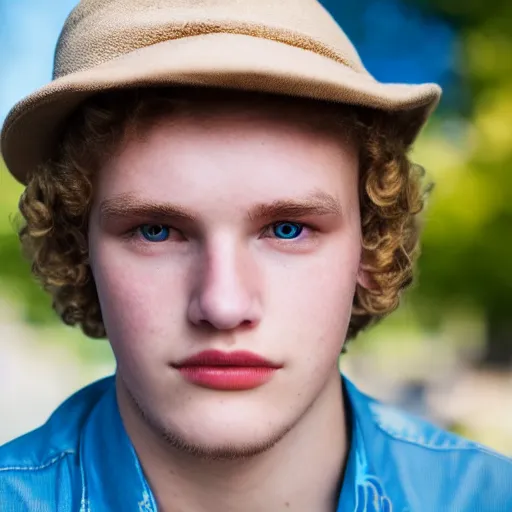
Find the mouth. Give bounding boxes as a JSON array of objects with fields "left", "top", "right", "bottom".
[{"left": 172, "top": 350, "right": 282, "bottom": 391}]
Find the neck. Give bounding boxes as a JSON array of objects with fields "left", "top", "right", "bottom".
[{"left": 118, "top": 371, "right": 348, "bottom": 512}]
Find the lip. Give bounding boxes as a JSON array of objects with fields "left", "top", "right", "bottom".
[{"left": 172, "top": 350, "right": 282, "bottom": 391}]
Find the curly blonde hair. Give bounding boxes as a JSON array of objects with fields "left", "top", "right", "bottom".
[{"left": 17, "top": 87, "right": 428, "bottom": 341}]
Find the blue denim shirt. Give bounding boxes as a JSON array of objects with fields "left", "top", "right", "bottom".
[{"left": 1, "top": 375, "right": 511, "bottom": 511}]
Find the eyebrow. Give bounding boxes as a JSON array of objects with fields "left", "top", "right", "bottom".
[
  {"left": 99, "top": 194, "right": 197, "bottom": 224},
  {"left": 248, "top": 191, "right": 342, "bottom": 222},
  {"left": 98, "top": 191, "right": 341, "bottom": 225}
]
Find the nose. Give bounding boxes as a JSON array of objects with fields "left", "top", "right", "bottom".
[{"left": 187, "top": 239, "right": 262, "bottom": 331}]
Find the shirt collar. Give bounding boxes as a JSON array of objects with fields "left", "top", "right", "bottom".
[
  {"left": 79, "top": 380, "right": 157, "bottom": 511},
  {"left": 338, "top": 377, "right": 394, "bottom": 511}
]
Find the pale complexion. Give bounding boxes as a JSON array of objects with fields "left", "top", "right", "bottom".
[{"left": 88, "top": 97, "right": 369, "bottom": 511}]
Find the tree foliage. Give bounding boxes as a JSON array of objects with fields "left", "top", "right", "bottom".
[{"left": 403, "top": 0, "right": 512, "bottom": 365}]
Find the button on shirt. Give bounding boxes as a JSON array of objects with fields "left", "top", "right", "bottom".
[{"left": 1, "top": 375, "right": 511, "bottom": 511}]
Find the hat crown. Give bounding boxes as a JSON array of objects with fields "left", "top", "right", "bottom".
[{"left": 54, "top": 0, "right": 366, "bottom": 79}]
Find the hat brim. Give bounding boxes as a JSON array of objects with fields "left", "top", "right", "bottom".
[{"left": 1, "top": 32, "right": 441, "bottom": 184}]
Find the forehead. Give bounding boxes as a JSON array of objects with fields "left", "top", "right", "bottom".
[
  {"left": 123, "top": 89, "right": 354, "bottom": 139},
  {"left": 94, "top": 90, "right": 360, "bottom": 210}
]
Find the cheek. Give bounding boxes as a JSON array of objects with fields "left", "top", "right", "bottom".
[
  {"left": 89, "top": 239, "right": 187, "bottom": 352},
  {"left": 264, "top": 233, "right": 360, "bottom": 356}
]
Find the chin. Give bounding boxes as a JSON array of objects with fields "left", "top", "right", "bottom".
[
  {"left": 158, "top": 422, "right": 292, "bottom": 461},
  {"left": 124, "top": 378, "right": 308, "bottom": 461},
  {"left": 146, "top": 402, "right": 296, "bottom": 461}
]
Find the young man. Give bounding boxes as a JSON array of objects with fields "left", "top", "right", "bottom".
[{"left": 1, "top": 0, "right": 511, "bottom": 511}]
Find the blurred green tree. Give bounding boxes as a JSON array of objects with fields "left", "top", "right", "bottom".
[
  {"left": 0, "top": 168, "right": 56, "bottom": 323},
  {"left": 406, "top": 0, "right": 512, "bottom": 366}
]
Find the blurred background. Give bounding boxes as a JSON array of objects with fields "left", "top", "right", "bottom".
[{"left": 0, "top": 0, "right": 511, "bottom": 454}]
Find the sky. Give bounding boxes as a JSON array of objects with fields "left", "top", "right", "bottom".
[
  {"left": 0, "top": 1, "right": 79, "bottom": 123},
  {"left": 0, "top": 0, "right": 457, "bottom": 125}
]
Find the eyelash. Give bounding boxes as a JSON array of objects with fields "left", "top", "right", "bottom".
[{"left": 124, "top": 221, "right": 314, "bottom": 243}]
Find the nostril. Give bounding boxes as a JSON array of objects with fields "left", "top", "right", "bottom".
[
  {"left": 194, "top": 316, "right": 255, "bottom": 332},
  {"left": 197, "top": 319, "right": 216, "bottom": 331},
  {"left": 187, "top": 282, "right": 262, "bottom": 331}
]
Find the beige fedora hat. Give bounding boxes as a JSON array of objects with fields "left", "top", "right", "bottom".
[{"left": 1, "top": 0, "right": 441, "bottom": 184}]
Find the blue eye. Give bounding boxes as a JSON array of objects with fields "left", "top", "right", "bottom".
[
  {"left": 139, "top": 224, "right": 170, "bottom": 242},
  {"left": 272, "top": 222, "right": 303, "bottom": 240}
]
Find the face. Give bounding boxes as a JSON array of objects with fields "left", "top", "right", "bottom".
[{"left": 88, "top": 97, "right": 364, "bottom": 459}]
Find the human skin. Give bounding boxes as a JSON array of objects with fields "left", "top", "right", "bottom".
[{"left": 87, "top": 98, "right": 369, "bottom": 511}]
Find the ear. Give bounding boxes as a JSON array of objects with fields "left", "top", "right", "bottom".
[{"left": 356, "top": 265, "right": 377, "bottom": 291}]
